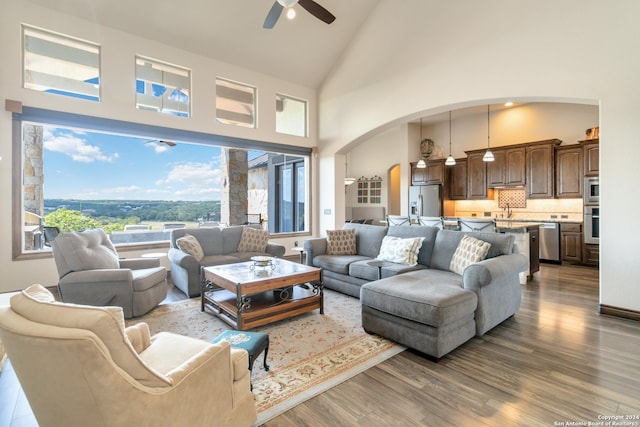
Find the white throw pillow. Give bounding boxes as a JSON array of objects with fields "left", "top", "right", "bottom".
[
  {"left": 176, "top": 234, "right": 205, "bottom": 261},
  {"left": 376, "top": 236, "right": 424, "bottom": 266},
  {"left": 450, "top": 235, "right": 492, "bottom": 275}
]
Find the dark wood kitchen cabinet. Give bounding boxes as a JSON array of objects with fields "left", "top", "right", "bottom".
[
  {"left": 466, "top": 152, "right": 487, "bottom": 199},
  {"left": 582, "top": 139, "right": 599, "bottom": 176},
  {"left": 555, "top": 145, "right": 583, "bottom": 198},
  {"left": 526, "top": 140, "right": 561, "bottom": 199},
  {"left": 411, "top": 159, "right": 444, "bottom": 185},
  {"left": 583, "top": 244, "right": 599, "bottom": 267},
  {"left": 487, "top": 147, "right": 526, "bottom": 188},
  {"left": 448, "top": 159, "right": 467, "bottom": 200},
  {"left": 561, "top": 222, "right": 582, "bottom": 263}
]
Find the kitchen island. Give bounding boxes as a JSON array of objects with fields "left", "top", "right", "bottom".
[{"left": 495, "top": 220, "right": 541, "bottom": 284}]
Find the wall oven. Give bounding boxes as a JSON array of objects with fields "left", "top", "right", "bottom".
[
  {"left": 584, "top": 177, "right": 599, "bottom": 205},
  {"left": 584, "top": 205, "right": 599, "bottom": 244}
]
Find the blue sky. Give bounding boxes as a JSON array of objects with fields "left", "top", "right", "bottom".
[{"left": 43, "top": 126, "right": 226, "bottom": 201}]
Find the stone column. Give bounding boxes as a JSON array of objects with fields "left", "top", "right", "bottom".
[
  {"left": 220, "top": 148, "right": 248, "bottom": 226},
  {"left": 23, "top": 124, "right": 44, "bottom": 250}
]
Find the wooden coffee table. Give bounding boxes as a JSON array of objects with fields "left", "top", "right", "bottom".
[{"left": 201, "top": 259, "right": 323, "bottom": 330}]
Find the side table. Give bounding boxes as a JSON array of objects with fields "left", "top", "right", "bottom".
[
  {"left": 367, "top": 260, "right": 390, "bottom": 280},
  {"left": 212, "top": 330, "right": 270, "bottom": 390},
  {"left": 291, "top": 246, "right": 306, "bottom": 264}
]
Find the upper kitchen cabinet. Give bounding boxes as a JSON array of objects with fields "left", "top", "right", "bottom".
[
  {"left": 526, "top": 139, "right": 562, "bottom": 199},
  {"left": 487, "top": 146, "right": 526, "bottom": 188},
  {"left": 447, "top": 158, "right": 467, "bottom": 200},
  {"left": 555, "top": 145, "right": 583, "bottom": 198},
  {"left": 581, "top": 139, "right": 599, "bottom": 176},
  {"left": 411, "top": 159, "right": 444, "bottom": 185},
  {"left": 466, "top": 152, "right": 488, "bottom": 199}
]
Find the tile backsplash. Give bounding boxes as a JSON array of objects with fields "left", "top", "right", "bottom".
[{"left": 451, "top": 196, "right": 583, "bottom": 222}]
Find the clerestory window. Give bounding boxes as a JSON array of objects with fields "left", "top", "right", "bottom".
[
  {"left": 135, "top": 56, "right": 191, "bottom": 117},
  {"left": 23, "top": 25, "right": 101, "bottom": 101}
]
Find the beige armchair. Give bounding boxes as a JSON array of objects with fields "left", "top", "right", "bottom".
[
  {"left": 51, "top": 228, "right": 167, "bottom": 318},
  {"left": 0, "top": 285, "right": 257, "bottom": 427}
]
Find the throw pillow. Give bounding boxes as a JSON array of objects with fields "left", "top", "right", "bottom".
[
  {"left": 237, "top": 227, "right": 270, "bottom": 253},
  {"left": 326, "top": 228, "right": 357, "bottom": 255},
  {"left": 176, "top": 234, "right": 205, "bottom": 261},
  {"left": 376, "top": 236, "right": 424, "bottom": 266},
  {"left": 450, "top": 235, "right": 492, "bottom": 275}
]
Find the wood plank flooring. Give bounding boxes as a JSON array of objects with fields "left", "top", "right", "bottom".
[
  {"left": 264, "top": 263, "right": 640, "bottom": 427},
  {"left": 2, "top": 263, "right": 639, "bottom": 427}
]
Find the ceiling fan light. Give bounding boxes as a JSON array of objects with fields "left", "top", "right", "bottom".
[
  {"left": 416, "top": 158, "right": 427, "bottom": 168},
  {"left": 277, "top": 0, "right": 299, "bottom": 7},
  {"left": 445, "top": 155, "right": 456, "bottom": 166},
  {"left": 483, "top": 149, "right": 495, "bottom": 162}
]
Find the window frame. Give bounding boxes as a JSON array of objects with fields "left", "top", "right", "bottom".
[
  {"left": 12, "top": 107, "right": 312, "bottom": 260},
  {"left": 276, "top": 93, "right": 308, "bottom": 137},
  {"left": 135, "top": 55, "right": 191, "bottom": 118},
  {"left": 22, "top": 25, "right": 101, "bottom": 102}
]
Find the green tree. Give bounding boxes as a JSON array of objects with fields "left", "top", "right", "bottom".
[{"left": 44, "top": 208, "right": 101, "bottom": 232}]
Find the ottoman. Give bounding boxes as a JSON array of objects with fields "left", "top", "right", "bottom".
[
  {"left": 212, "top": 330, "right": 269, "bottom": 389},
  {"left": 360, "top": 271, "right": 478, "bottom": 359}
]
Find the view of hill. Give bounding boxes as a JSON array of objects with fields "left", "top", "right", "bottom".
[{"left": 44, "top": 199, "right": 221, "bottom": 223}]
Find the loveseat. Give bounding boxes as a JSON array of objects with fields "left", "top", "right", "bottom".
[
  {"left": 304, "top": 223, "right": 528, "bottom": 358},
  {"left": 168, "top": 226, "right": 286, "bottom": 297}
]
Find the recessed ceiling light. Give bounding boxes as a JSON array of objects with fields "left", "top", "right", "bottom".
[
  {"left": 504, "top": 102, "right": 514, "bottom": 107},
  {"left": 286, "top": 8, "right": 296, "bottom": 19}
]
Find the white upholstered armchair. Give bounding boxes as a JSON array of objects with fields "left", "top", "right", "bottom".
[
  {"left": 0, "top": 285, "right": 257, "bottom": 427},
  {"left": 51, "top": 228, "right": 167, "bottom": 318}
]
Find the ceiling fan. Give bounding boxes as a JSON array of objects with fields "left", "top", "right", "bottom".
[
  {"left": 264, "top": 0, "right": 336, "bottom": 29},
  {"left": 143, "top": 140, "right": 176, "bottom": 147}
]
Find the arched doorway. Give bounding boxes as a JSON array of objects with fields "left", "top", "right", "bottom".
[{"left": 387, "top": 164, "right": 401, "bottom": 216}]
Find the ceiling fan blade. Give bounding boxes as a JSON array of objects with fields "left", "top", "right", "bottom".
[
  {"left": 263, "top": 1, "right": 284, "bottom": 29},
  {"left": 298, "top": 0, "right": 336, "bottom": 24}
]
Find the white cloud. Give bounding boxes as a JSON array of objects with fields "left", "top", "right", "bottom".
[
  {"left": 155, "top": 161, "right": 223, "bottom": 200},
  {"left": 43, "top": 129, "right": 118, "bottom": 163}
]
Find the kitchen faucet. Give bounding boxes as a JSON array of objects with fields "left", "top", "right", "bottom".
[{"left": 503, "top": 204, "right": 513, "bottom": 219}]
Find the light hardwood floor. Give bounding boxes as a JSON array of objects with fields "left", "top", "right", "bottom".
[{"left": 2, "top": 263, "right": 639, "bottom": 426}]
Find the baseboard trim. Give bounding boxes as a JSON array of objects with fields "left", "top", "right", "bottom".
[{"left": 599, "top": 304, "right": 640, "bottom": 322}]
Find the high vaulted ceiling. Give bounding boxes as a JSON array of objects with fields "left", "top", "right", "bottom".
[{"left": 24, "top": 0, "right": 379, "bottom": 88}]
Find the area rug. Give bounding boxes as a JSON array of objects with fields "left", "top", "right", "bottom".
[{"left": 127, "top": 289, "right": 405, "bottom": 425}]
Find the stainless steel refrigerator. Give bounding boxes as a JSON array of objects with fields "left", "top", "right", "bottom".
[{"left": 409, "top": 185, "right": 442, "bottom": 220}]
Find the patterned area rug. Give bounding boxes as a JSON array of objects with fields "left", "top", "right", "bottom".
[{"left": 127, "top": 289, "right": 405, "bottom": 425}]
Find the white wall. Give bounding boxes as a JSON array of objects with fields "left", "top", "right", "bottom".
[
  {"left": 0, "top": 2, "right": 317, "bottom": 292},
  {"left": 317, "top": 0, "right": 640, "bottom": 312}
]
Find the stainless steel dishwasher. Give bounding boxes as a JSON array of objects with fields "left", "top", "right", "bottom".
[{"left": 539, "top": 222, "right": 561, "bottom": 262}]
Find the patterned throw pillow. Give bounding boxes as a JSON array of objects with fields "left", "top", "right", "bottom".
[
  {"left": 376, "top": 236, "right": 424, "bottom": 266},
  {"left": 176, "top": 234, "right": 205, "bottom": 261},
  {"left": 450, "top": 235, "right": 492, "bottom": 275},
  {"left": 237, "top": 227, "right": 270, "bottom": 253},
  {"left": 326, "top": 228, "right": 357, "bottom": 255}
]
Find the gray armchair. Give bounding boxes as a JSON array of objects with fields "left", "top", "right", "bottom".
[{"left": 51, "top": 228, "right": 167, "bottom": 318}]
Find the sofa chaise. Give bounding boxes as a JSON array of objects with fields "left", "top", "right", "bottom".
[
  {"left": 304, "top": 223, "right": 528, "bottom": 358},
  {"left": 168, "top": 226, "right": 286, "bottom": 297}
]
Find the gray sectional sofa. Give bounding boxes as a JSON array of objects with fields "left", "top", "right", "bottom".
[
  {"left": 168, "top": 226, "right": 286, "bottom": 297},
  {"left": 303, "top": 223, "right": 528, "bottom": 358}
]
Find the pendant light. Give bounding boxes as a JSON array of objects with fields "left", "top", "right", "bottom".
[
  {"left": 482, "top": 104, "right": 495, "bottom": 162},
  {"left": 344, "top": 153, "right": 356, "bottom": 186},
  {"left": 445, "top": 111, "right": 456, "bottom": 166},
  {"left": 416, "top": 118, "right": 427, "bottom": 168}
]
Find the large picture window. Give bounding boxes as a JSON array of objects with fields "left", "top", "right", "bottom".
[
  {"left": 13, "top": 110, "right": 310, "bottom": 258},
  {"left": 23, "top": 25, "right": 101, "bottom": 101}
]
